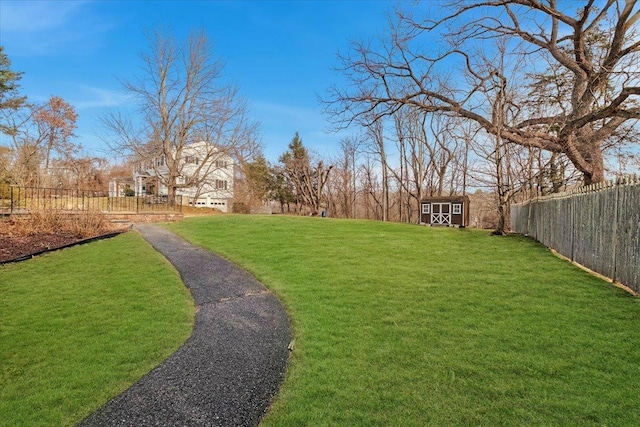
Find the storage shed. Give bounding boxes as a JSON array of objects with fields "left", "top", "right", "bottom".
[{"left": 420, "top": 196, "right": 470, "bottom": 227}]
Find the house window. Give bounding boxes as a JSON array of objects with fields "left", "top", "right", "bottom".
[
  {"left": 216, "top": 180, "right": 227, "bottom": 190},
  {"left": 185, "top": 155, "right": 199, "bottom": 164},
  {"left": 453, "top": 204, "right": 462, "bottom": 215},
  {"left": 422, "top": 203, "right": 430, "bottom": 214},
  {"left": 215, "top": 160, "right": 227, "bottom": 168}
]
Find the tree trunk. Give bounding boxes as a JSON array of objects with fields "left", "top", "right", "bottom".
[
  {"left": 492, "top": 204, "right": 507, "bottom": 236},
  {"left": 583, "top": 147, "right": 605, "bottom": 186}
]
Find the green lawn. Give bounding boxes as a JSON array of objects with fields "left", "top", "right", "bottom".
[
  {"left": 167, "top": 215, "right": 640, "bottom": 426},
  {"left": 0, "top": 231, "right": 194, "bottom": 427}
]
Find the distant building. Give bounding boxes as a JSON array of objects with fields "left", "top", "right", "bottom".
[
  {"left": 108, "top": 178, "right": 135, "bottom": 197},
  {"left": 420, "top": 195, "right": 470, "bottom": 227},
  {"left": 131, "top": 141, "right": 234, "bottom": 212}
]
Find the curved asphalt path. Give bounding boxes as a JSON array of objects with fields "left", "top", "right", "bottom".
[{"left": 78, "top": 224, "right": 292, "bottom": 427}]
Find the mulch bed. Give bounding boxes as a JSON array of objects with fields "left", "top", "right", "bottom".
[
  {"left": 0, "top": 220, "right": 129, "bottom": 263},
  {"left": 0, "top": 232, "right": 86, "bottom": 263}
]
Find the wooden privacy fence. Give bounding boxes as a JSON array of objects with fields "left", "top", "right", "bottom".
[
  {"left": 0, "top": 185, "right": 182, "bottom": 215},
  {"left": 510, "top": 175, "right": 640, "bottom": 294}
]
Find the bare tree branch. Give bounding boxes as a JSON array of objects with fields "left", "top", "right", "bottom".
[{"left": 325, "top": 0, "right": 640, "bottom": 184}]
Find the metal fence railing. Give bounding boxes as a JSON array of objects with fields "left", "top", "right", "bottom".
[
  {"left": 0, "top": 185, "right": 182, "bottom": 215},
  {"left": 510, "top": 175, "right": 640, "bottom": 294}
]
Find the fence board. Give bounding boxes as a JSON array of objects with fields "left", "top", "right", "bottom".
[
  {"left": 510, "top": 176, "right": 639, "bottom": 294},
  {"left": 510, "top": 203, "right": 529, "bottom": 235},
  {"left": 572, "top": 191, "right": 617, "bottom": 279},
  {"left": 614, "top": 184, "right": 640, "bottom": 289}
]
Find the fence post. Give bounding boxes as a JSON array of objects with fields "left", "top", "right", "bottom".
[
  {"left": 611, "top": 183, "right": 620, "bottom": 283},
  {"left": 10, "top": 186, "right": 14, "bottom": 214},
  {"left": 527, "top": 202, "right": 532, "bottom": 236},
  {"left": 570, "top": 195, "right": 575, "bottom": 262}
]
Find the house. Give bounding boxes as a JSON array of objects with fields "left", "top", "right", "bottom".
[
  {"left": 132, "top": 141, "right": 234, "bottom": 212},
  {"left": 108, "top": 178, "right": 135, "bottom": 197},
  {"left": 420, "top": 195, "right": 470, "bottom": 227}
]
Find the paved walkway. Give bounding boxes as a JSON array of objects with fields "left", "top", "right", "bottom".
[{"left": 78, "top": 224, "right": 292, "bottom": 427}]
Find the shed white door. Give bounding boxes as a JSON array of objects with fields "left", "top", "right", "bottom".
[{"left": 431, "top": 203, "right": 451, "bottom": 225}]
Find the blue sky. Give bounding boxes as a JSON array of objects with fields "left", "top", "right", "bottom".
[{"left": 0, "top": 0, "right": 397, "bottom": 163}]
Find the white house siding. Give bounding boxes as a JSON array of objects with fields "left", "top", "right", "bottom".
[{"left": 132, "top": 142, "right": 234, "bottom": 212}]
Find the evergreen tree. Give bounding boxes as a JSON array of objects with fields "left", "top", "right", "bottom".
[
  {"left": 0, "top": 46, "right": 27, "bottom": 134},
  {"left": 278, "top": 132, "right": 333, "bottom": 215},
  {"left": 245, "top": 154, "right": 273, "bottom": 203}
]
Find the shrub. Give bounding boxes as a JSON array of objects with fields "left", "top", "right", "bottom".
[
  {"left": 12, "top": 210, "right": 110, "bottom": 239},
  {"left": 232, "top": 202, "right": 249, "bottom": 214}
]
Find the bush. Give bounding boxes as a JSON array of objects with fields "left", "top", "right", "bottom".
[
  {"left": 13, "top": 210, "right": 109, "bottom": 239},
  {"left": 232, "top": 202, "right": 249, "bottom": 214},
  {"left": 0, "top": 182, "right": 11, "bottom": 199}
]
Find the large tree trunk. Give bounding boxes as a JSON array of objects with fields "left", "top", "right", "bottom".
[
  {"left": 583, "top": 147, "right": 605, "bottom": 186},
  {"left": 492, "top": 204, "right": 507, "bottom": 236}
]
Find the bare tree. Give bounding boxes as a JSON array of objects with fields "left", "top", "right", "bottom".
[
  {"left": 279, "top": 132, "right": 333, "bottom": 216},
  {"left": 467, "top": 38, "right": 550, "bottom": 234},
  {"left": 1, "top": 106, "right": 39, "bottom": 186},
  {"left": 71, "top": 156, "right": 108, "bottom": 190},
  {"left": 103, "top": 29, "right": 258, "bottom": 199},
  {"left": 326, "top": 0, "right": 640, "bottom": 185},
  {"left": 360, "top": 153, "right": 384, "bottom": 220},
  {"left": 32, "top": 96, "right": 79, "bottom": 174},
  {"left": 384, "top": 107, "right": 470, "bottom": 223},
  {"left": 365, "top": 118, "right": 390, "bottom": 221},
  {"left": 2, "top": 97, "right": 79, "bottom": 187},
  {"left": 423, "top": 113, "right": 462, "bottom": 197},
  {"left": 390, "top": 109, "right": 427, "bottom": 221},
  {"left": 327, "top": 135, "right": 363, "bottom": 218},
  {"left": 340, "top": 135, "right": 363, "bottom": 218},
  {"left": 448, "top": 119, "right": 478, "bottom": 197},
  {"left": 1, "top": 49, "right": 85, "bottom": 188}
]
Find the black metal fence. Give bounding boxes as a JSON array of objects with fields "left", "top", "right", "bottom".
[
  {"left": 0, "top": 185, "right": 182, "bottom": 215},
  {"left": 510, "top": 175, "right": 639, "bottom": 294}
]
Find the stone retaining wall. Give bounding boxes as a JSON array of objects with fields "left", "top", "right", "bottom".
[{"left": 106, "top": 212, "right": 184, "bottom": 224}]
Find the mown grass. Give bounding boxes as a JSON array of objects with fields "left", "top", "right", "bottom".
[
  {"left": 168, "top": 215, "right": 640, "bottom": 426},
  {"left": 0, "top": 231, "right": 194, "bottom": 427}
]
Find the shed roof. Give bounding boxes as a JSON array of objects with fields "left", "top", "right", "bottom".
[{"left": 420, "top": 195, "right": 470, "bottom": 203}]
